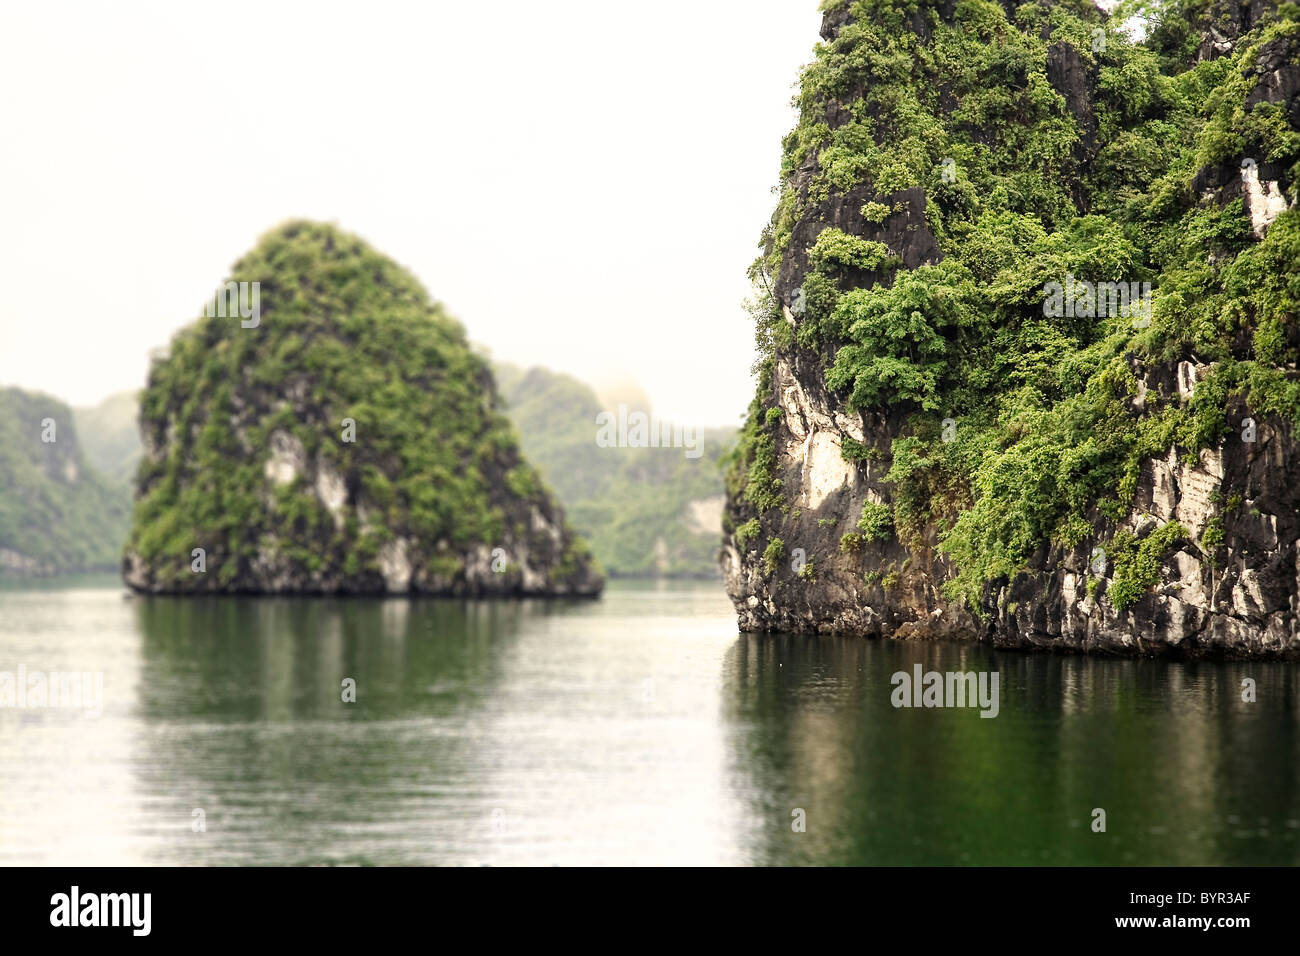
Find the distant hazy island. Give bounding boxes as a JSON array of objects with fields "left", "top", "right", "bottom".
[
  {"left": 116, "top": 221, "right": 602, "bottom": 595},
  {"left": 0, "top": 387, "right": 130, "bottom": 575},
  {"left": 495, "top": 364, "right": 733, "bottom": 578}
]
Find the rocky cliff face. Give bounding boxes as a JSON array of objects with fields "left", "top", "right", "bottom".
[
  {"left": 124, "top": 221, "right": 602, "bottom": 596},
  {"left": 724, "top": 0, "right": 1300, "bottom": 658}
]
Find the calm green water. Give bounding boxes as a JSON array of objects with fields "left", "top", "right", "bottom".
[{"left": 0, "top": 577, "right": 1297, "bottom": 865}]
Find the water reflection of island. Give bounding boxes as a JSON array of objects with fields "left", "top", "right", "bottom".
[
  {"left": 130, "top": 595, "right": 563, "bottom": 864},
  {"left": 720, "top": 633, "right": 1300, "bottom": 866}
]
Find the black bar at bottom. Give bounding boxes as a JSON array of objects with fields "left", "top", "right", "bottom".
[{"left": 6, "top": 866, "right": 1290, "bottom": 943}]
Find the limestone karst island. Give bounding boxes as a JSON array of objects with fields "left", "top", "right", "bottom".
[
  {"left": 124, "top": 221, "right": 603, "bottom": 597},
  {"left": 724, "top": 0, "right": 1300, "bottom": 660}
]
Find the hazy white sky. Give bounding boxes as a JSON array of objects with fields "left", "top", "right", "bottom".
[{"left": 0, "top": 0, "right": 821, "bottom": 427}]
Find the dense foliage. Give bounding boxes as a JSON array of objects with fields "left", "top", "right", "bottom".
[{"left": 729, "top": 0, "right": 1300, "bottom": 610}]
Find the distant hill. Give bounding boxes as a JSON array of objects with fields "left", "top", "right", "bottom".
[
  {"left": 0, "top": 387, "right": 131, "bottom": 574},
  {"left": 496, "top": 363, "right": 734, "bottom": 577},
  {"left": 74, "top": 391, "right": 143, "bottom": 485}
]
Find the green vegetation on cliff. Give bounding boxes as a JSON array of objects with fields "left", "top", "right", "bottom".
[
  {"left": 729, "top": 0, "right": 1300, "bottom": 610},
  {"left": 126, "top": 220, "right": 599, "bottom": 594}
]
